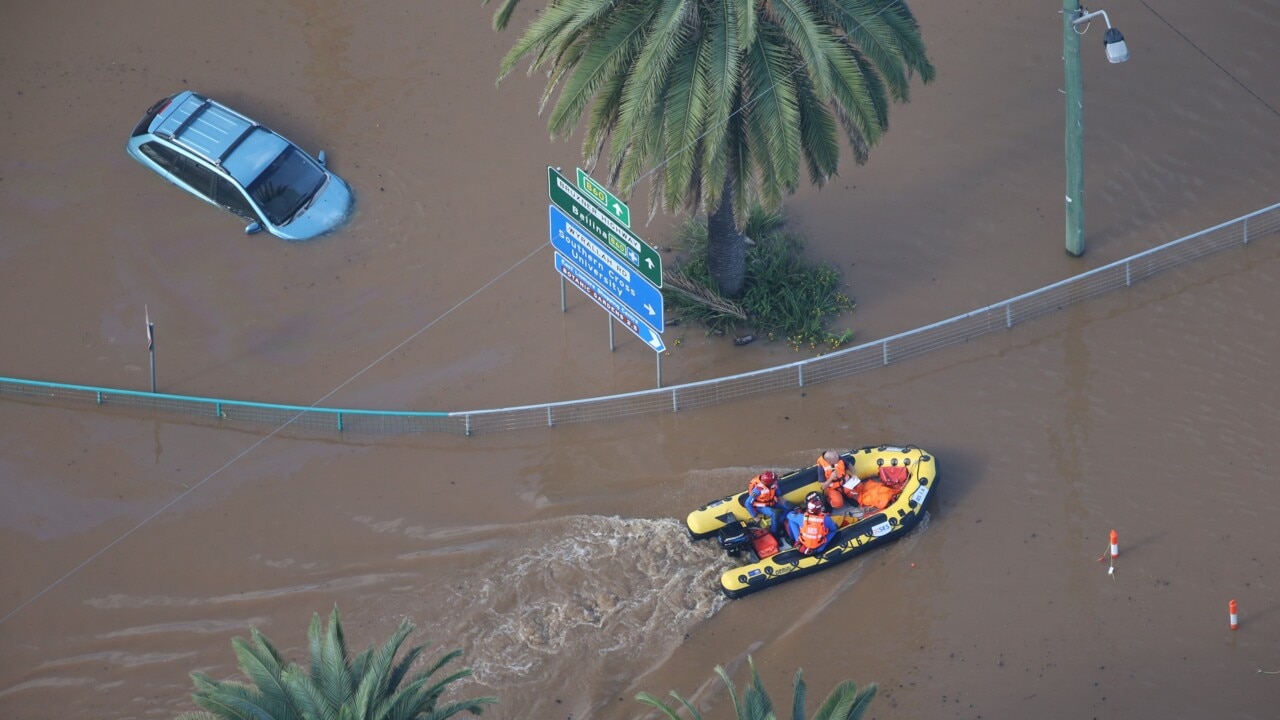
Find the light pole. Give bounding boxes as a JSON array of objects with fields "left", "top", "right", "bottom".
[{"left": 1062, "top": 3, "right": 1129, "bottom": 256}]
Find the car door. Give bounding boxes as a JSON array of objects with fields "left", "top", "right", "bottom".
[
  {"left": 174, "top": 157, "right": 218, "bottom": 204},
  {"left": 213, "top": 174, "right": 260, "bottom": 222}
]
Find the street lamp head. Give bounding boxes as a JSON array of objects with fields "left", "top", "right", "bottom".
[
  {"left": 1073, "top": 8, "right": 1130, "bottom": 64},
  {"left": 1104, "top": 27, "right": 1129, "bottom": 63}
]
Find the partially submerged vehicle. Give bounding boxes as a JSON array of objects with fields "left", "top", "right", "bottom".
[
  {"left": 686, "top": 445, "right": 938, "bottom": 598},
  {"left": 127, "top": 91, "right": 353, "bottom": 241}
]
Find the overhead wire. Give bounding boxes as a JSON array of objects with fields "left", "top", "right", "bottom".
[
  {"left": 0, "top": 242, "right": 548, "bottom": 626},
  {"left": 1136, "top": 0, "right": 1280, "bottom": 121}
]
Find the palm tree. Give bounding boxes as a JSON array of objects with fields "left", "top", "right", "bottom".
[
  {"left": 493, "top": 0, "right": 933, "bottom": 297},
  {"left": 636, "top": 656, "right": 876, "bottom": 720},
  {"left": 176, "top": 606, "right": 496, "bottom": 720}
]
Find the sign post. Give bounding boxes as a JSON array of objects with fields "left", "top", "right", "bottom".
[
  {"left": 548, "top": 167, "right": 667, "bottom": 386},
  {"left": 145, "top": 305, "right": 156, "bottom": 393}
]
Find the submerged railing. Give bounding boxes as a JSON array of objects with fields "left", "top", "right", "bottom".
[{"left": 3, "top": 202, "right": 1278, "bottom": 435}]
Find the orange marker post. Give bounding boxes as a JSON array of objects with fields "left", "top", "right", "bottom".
[
  {"left": 1229, "top": 600, "right": 1239, "bottom": 630},
  {"left": 1109, "top": 530, "right": 1119, "bottom": 559}
]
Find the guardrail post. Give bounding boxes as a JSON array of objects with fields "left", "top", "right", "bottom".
[
  {"left": 337, "top": 412, "right": 343, "bottom": 432},
  {"left": 1006, "top": 305, "right": 1013, "bottom": 329},
  {"left": 465, "top": 415, "right": 472, "bottom": 436},
  {"left": 798, "top": 365, "right": 805, "bottom": 388},
  {"left": 96, "top": 391, "right": 102, "bottom": 404},
  {"left": 1244, "top": 217, "right": 1249, "bottom": 244},
  {"left": 216, "top": 401, "right": 222, "bottom": 418},
  {"left": 1125, "top": 261, "right": 1132, "bottom": 287},
  {"left": 672, "top": 389, "right": 679, "bottom": 413},
  {"left": 882, "top": 342, "right": 890, "bottom": 366},
  {"left": 547, "top": 406, "right": 553, "bottom": 427}
]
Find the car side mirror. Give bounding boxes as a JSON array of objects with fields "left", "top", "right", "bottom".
[
  {"left": 317, "top": 150, "right": 327, "bottom": 167},
  {"left": 245, "top": 221, "right": 262, "bottom": 235}
]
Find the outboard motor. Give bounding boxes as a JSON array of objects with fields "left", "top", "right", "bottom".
[{"left": 717, "top": 520, "right": 752, "bottom": 557}]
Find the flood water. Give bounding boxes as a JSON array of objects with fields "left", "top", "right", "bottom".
[{"left": 3, "top": 1, "right": 1280, "bottom": 718}]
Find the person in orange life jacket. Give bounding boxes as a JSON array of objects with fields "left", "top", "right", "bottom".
[
  {"left": 817, "top": 450, "right": 853, "bottom": 509},
  {"left": 786, "top": 491, "right": 839, "bottom": 555},
  {"left": 746, "top": 470, "right": 790, "bottom": 535}
]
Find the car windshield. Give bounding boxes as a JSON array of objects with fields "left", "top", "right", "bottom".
[{"left": 246, "top": 147, "right": 326, "bottom": 225}]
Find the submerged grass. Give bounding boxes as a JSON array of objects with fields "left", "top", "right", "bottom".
[{"left": 662, "top": 208, "right": 855, "bottom": 351}]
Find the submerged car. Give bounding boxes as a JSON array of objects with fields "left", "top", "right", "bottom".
[{"left": 127, "top": 91, "right": 353, "bottom": 241}]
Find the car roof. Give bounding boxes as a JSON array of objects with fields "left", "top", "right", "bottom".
[{"left": 152, "top": 92, "right": 290, "bottom": 185}]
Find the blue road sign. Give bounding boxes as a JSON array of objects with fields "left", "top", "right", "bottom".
[
  {"left": 555, "top": 253, "right": 666, "bottom": 353},
  {"left": 549, "top": 205, "right": 664, "bottom": 330}
]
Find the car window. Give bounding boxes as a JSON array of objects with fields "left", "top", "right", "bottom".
[
  {"left": 139, "top": 142, "right": 182, "bottom": 176},
  {"left": 214, "top": 176, "right": 258, "bottom": 221},
  {"left": 174, "top": 157, "right": 217, "bottom": 201},
  {"left": 246, "top": 147, "right": 325, "bottom": 226}
]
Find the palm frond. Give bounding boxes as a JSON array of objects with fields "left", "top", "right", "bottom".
[
  {"left": 662, "top": 265, "right": 749, "bottom": 320},
  {"left": 659, "top": 35, "right": 708, "bottom": 209},
  {"left": 764, "top": 0, "right": 837, "bottom": 96},
  {"left": 228, "top": 631, "right": 296, "bottom": 718},
  {"left": 790, "top": 668, "right": 808, "bottom": 720},
  {"left": 616, "top": 0, "right": 695, "bottom": 138},
  {"left": 310, "top": 607, "right": 354, "bottom": 710}
]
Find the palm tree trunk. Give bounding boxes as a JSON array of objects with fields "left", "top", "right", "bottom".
[{"left": 707, "top": 174, "right": 746, "bottom": 297}]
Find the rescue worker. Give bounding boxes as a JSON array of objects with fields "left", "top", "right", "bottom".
[
  {"left": 817, "top": 450, "right": 853, "bottom": 509},
  {"left": 746, "top": 470, "right": 789, "bottom": 535},
  {"left": 788, "top": 491, "right": 839, "bottom": 555}
]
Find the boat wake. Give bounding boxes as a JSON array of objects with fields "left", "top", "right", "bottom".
[{"left": 361, "top": 515, "right": 729, "bottom": 689}]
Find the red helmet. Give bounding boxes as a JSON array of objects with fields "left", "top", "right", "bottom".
[
  {"left": 805, "top": 491, "right": 825, "bottom": 513},
  {"left": 759, "top": 470, "right": 778, "bottom": 486}
]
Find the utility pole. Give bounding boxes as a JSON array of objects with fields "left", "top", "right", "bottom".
[{"left": 1063, "top": 0, "right": 1085, "bottom": 256}]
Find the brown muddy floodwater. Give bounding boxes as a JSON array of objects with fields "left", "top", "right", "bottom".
[{"left": 3, "top": 1, "right": 1280, "bottom": 719}]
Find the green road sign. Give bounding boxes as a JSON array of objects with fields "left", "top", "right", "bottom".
[
  {"left": 576, "top": 168, "right": 631, "bottom": 227},
  {"left": 548, "top": 166, "right": 662, "bottom": 287}
]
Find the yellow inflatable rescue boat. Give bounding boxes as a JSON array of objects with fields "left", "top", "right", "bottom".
[{"left": 686, "top": 445, "right": 938, "bottom": 598}]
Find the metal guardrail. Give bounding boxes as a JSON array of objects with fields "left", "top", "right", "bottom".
[{"left": 3, "top": 202, "right": 1278, "bottom": 435}]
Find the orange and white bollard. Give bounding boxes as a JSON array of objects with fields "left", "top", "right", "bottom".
[
  {"left": 1229, "top": 600, "right": 1239, "bottom": 630},
  {"left": 1109, "top": 530, "right": 1119, "bottom": 559}
]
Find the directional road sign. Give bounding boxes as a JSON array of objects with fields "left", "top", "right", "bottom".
[
  {"left": 576, "top": 168, "right": 631, "bottom": 227},
  {"left": 548, "top": 166, "right": 662, "bottom": 287},
  {"left": 549, "top": 205, "right": 664, "bottom": 330},
  {"left": 555, "top": 253, "right": 665, "bottom": 353}
]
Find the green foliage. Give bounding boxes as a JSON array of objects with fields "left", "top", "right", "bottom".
[
  {"left": 663, "top": 208, "right": 855, "bottom": 351},
  {"left": 636, "top": 655, "right": 877, "bottom": 720},
  {"left": 176, "top": 606, "right": 496, "bottom": 720},
  {"left": 493, "top": 0, "right": 934, "bottom": 296}
]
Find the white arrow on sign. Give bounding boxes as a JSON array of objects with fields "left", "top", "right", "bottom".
[{"left": 555, "top": 253, "right": 665, "bottom": 352}]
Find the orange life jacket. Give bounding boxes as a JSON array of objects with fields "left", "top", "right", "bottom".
[
  {"left": 798, "top": 512, "right": 830, "bottom": 551},
  {"left": 749, "top": 475, "right": 778, "bottom": 507},
  {"left": 817, "top": 455, "right": 849, "bottom": 487}
]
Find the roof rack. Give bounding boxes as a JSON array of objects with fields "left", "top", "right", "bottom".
[
  {"left": 166, "top": 97, "right": 212, "bottom": 139},
  {"left": 215, "top": 121, "right": 260, "bottom": 166}
]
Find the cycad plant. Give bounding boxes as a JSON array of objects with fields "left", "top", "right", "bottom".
[
  {"left": 177, "top": 606, "right": 496, "bottom": 720},
  {"left": 636, "top": 655, "right": 875, "bottom": 720}
]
